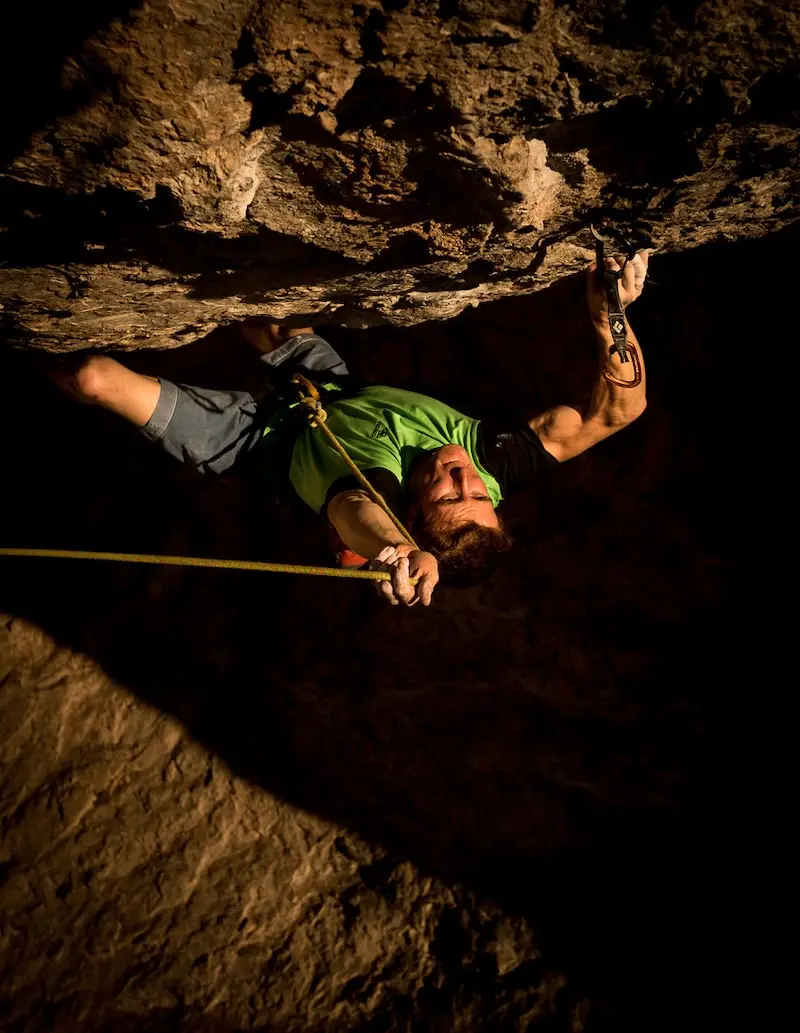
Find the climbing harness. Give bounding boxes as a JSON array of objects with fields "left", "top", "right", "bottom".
[
  {"left": 590, "top": 224, "right": 643, "bottom": 390},
  {"left": 0, "top": 378, "right": 419, "bottom": 585}
]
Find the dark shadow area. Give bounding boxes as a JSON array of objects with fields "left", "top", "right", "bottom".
[
  {"left": 0, "top": 178, "right": 362, "bottom": 291},
  {"left": 563, "top": 0, "right": 706, "bottom": 51},
  {"left": 1, "top": 229, "right": 792, "bottom": 1031},
  {"left": 0, "top": 2, "right": 144, "bottom": 165},
  {"left": 333, "top": 68, "right": 459, "bottom": 138},
  {"left": 539, "top": 96, "right": 705, "bottom": 185}
]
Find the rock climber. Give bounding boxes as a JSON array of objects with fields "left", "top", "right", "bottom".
[{"left": 57, "top": 251, "right": 650, "bottom": 607}]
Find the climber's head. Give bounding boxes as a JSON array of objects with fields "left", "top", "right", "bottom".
[
  {"left": 408, "top": 445, "right": 512, "bottom": 587},
  {"left": 409, "top": 445, "right": 496, "bottom": 528}
]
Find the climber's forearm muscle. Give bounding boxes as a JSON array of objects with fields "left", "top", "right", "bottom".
[
  {"left": 327, "top": 490, "right": 410, "bottom": 560},
  {"left": 529, "top": 322, "right": 647, "bottom": 463}
]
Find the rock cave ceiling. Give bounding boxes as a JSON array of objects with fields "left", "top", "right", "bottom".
[{"left": 0, "top": 0, "right": 797, "bottom": 351}]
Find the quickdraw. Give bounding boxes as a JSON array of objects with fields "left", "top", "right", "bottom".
[{"left": 590, "top": 224, "right": 643, "bottom": 389}]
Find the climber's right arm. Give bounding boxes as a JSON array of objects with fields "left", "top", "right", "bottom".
[
  {"left": 327, "top": 490, "right": 409, "bottom": 560},
  {"left": 327, "top": 490, "right": 439, "bottom": 606}
]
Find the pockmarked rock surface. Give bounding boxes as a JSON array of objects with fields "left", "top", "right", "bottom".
[
  {"left": 0, "top": 619, "right": 568, "bottom": 1033},
  {"left": 1, "top": 0, "right": 797, "bottom": 349}
]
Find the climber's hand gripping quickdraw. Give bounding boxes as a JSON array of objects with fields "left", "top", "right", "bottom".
[{"left": 590, "top": 224, "right": 638, "bottom": 364}]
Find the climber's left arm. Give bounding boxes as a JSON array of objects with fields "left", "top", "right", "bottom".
[{"left": 529, "top": 251, "right": 649, "bottom": 463}]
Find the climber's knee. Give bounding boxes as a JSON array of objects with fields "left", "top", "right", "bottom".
[{"left": 73, "top": 354, "right": 121, "bottom": 404}]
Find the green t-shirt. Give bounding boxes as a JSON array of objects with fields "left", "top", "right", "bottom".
[{"left": 287, "top": 385, "right": 503, "bottom": 514}]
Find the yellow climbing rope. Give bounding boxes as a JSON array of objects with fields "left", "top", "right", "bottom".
[
  {"left": 0, "top": 376, "right": 417, "bottom": 584},
  {"left": 0, "top": 548, "right": 394, "bottom": 581}
]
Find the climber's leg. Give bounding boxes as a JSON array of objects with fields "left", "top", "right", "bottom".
[
  {"left": 241, "top": 321, "right": 350, "bottom": 379},
  {"left": 67, "top": 354, "right": 263, "bottom": 474},
  {"left": 69, "top": 354, "right": 161, "bottom": 426},
  {"left": 261, "top": 330, "right": 350, "bottom": 378}
]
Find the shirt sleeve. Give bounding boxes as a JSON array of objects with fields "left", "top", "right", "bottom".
[
  {"left": 477, "top": 422, "right": 559, "bottom": 495},
  {"left": 324, "top": 467, "right": 407, "bottom": 519}
]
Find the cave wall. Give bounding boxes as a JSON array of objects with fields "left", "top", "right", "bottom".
[{"left": 1, "top": 0, "right": 798, "bottom": 350}]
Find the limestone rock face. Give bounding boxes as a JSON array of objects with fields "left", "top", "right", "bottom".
[
  {"left": 0, "top": 0, "right": 797, "bottom": 350},
  {"left": 0, "top": 619, "right": 560, "bottom": 1033}
]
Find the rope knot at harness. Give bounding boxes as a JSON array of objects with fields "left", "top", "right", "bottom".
[
  {"left": 291, "top": 373, "right": 328, "bottom": 427},
  {"left": 299, "top": 395, "right": 328, "bottom": 427}
]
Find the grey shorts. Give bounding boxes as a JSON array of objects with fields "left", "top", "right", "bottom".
[{"left": 139, "top": 333, "right": 348, "bottom": 474}]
